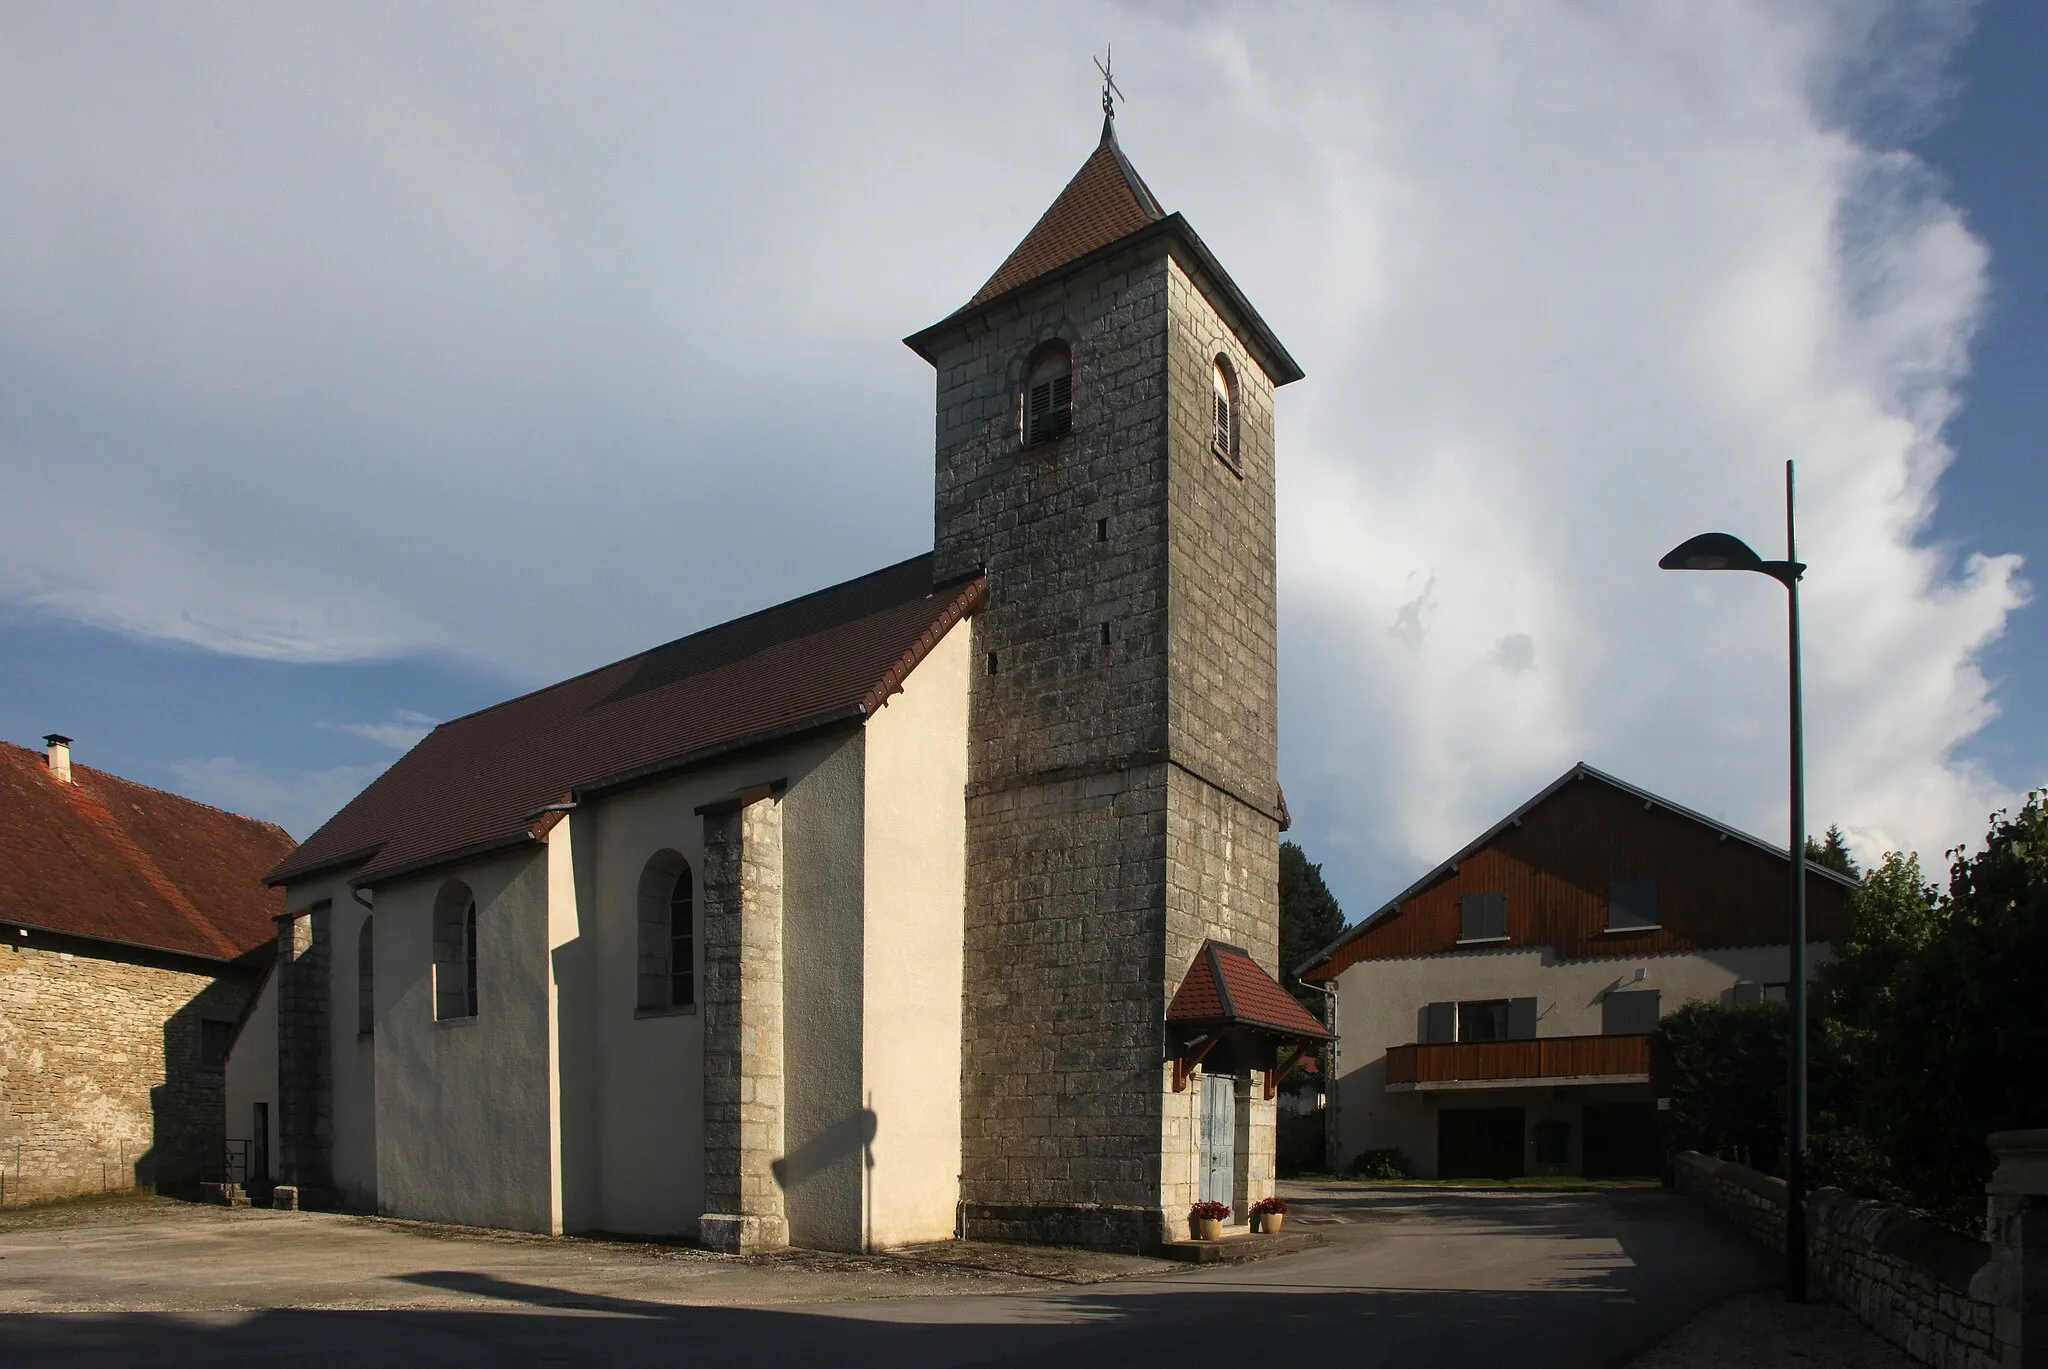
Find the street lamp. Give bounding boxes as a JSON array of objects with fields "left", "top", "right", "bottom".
[{"left": 1659, "top": 459, "right": 1810, "bottom": 1303}]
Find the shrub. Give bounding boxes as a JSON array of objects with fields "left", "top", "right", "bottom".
[
  {"left": 1650, "top": 1000, "right": 1788, "bottom": 1175},
  {"left": 1347, "top": 1147, "right": 1411, "bottom": 1180}
]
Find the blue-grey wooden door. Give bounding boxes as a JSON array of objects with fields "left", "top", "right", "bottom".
[{"left": 1200, "top": 1074, "right": 1235, "bottom": 1208}]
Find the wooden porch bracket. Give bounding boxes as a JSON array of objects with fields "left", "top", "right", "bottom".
[{"left": 1171, "top": 1035, "right": 1220, "bottom": 1092}]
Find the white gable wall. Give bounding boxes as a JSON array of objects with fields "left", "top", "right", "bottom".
[{"left": 860, "top": 615, "right": 970, "bottom": 1249}]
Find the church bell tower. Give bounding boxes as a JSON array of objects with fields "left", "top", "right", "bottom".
[{"left": 904, "top": 105, "right": 1304, "bottom": 1250}]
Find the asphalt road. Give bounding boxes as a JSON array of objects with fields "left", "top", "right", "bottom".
[{"left": 1, "top": 1185, "right": 1774, "bottom": 1367}]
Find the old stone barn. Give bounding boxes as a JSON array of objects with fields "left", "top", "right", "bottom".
[
  {"left": 1, "top": 736, "right": 290, "bottom": 1202},
  {"left": 233, "top": 111, "right": 1327, "bottom": 1252}
]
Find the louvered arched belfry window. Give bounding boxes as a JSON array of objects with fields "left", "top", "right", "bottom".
[
  {"left": 1211, "top": 355, "right": 1239, "bottom": 466},
  {"left": 1023, "top": 342, "right": 1073, "bottom": 445}
]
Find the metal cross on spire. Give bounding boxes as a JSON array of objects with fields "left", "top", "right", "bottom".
[{"left": 1095, "top": 46, "right": 1124, "bottom": 119}]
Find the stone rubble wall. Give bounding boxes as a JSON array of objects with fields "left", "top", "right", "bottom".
[
  {"left": 1, "top": 936, "right": 252, "bottom": 1201},
  {"left": 699, "top": 793, "right": 787, "bottom": 1254},
  {"left": 1674, "top": 1151, "right": 2007, "bottom": 1368}
]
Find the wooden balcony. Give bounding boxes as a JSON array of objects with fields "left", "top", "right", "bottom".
[{"left": 1383, "top": 1033, "right": 1651, "bottom": 1092}]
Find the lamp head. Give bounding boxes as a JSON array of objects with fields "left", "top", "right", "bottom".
[{"left": 1659, "top": 533, "right": 1764, "bottom": 572}]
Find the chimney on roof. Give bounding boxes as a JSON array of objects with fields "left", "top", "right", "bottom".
[{"left": 43, "top": 734, "right": 72, "bottom": 784}]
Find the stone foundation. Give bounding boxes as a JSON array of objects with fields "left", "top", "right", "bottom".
[{"left": 959, "top": 1202, "right": 1166, "bottom": 1254}]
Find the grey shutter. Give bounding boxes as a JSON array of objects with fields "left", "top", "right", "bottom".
[
  {"left": 1732, "top": 980, "right": 1762, "bottom": 1007},
  {"left": 1604, "top": 989, "right": 1660, "bottom": 1035},
  {"left": 1508, "top": 996, "right": 1538, "bottom": 1040},
  {"left": 1420, "top": 1001, "right": 1456, "bottom": 1045},
  {"left": 1484, "top": 891, "right": 1508, "bottom": 939},
  {"left": 1459, "top": 893, "right": 1483, "bottom": 940}
]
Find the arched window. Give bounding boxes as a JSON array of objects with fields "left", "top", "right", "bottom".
[
  {"left": 1023, "top": 343, "right": 1073, "bottom": 445},
  {"left": 433, "top": 881, "right": 478, "bottom": 1020},
  {"left": 637, "top": 851, "right": 694, "bottom": 1011},
  {"left": 357, "top": 916, "right": 375, "bottom": 1036},
  {"left": 1211, "top": 356, "right": 1238, "bottom": 465}
]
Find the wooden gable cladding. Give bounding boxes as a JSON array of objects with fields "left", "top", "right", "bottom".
[{"left": 1311, "top": 772, "right": 1853, "bottom": 974}]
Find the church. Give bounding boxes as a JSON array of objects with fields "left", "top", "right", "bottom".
[{"left": 228, "top": 104, "right": 1329, "bottom": 1255}]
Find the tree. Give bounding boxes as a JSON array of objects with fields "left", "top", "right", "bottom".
[
  {"left": 1279, "top": 840, "right": 1346, "bottom": 1011},
  {"left": 1811, "top": 794, "right": 2048, "bottom": 1230},
  {"left": 1805, "top": 824, "right": 1860, "bottom": 878}
]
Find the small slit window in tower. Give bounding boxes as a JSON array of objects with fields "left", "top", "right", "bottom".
[
  {"left": 1099, "top": 621, "right": 1112, "bottom": 646},
  {"left": 1211, "top": 357, "right": 1238, "bottom": 466},
  {"left": 1024, "top": 343, "right": 1073, "bottom": 445}
]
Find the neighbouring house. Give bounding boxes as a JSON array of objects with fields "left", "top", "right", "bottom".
[
  {"left": 1296, "top": 763, "right": 1858, "bottom": 1181},
  {"left": 0, "top": 735, "right": 291, "bottom": 1202},
  {"left": 229, "top": 108, "right": 1328, "bottom": 1253}
]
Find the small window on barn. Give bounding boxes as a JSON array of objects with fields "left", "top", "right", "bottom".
[
  {"left": 199, "top": 1018, "right": 234, "bottom": 1068},
  {"left": 1211, "top": 356, "right": 1239, "bottom": 467},
  {"left": 1023, "top": 342, "right": 1073, "bottom": 445},
  {"left": 1606, "top": 879, "right": 1660, "bottom": 931},
  {"left": 433, "top": 881, "right": 478, "bottom": 1021},
  {"left": 1458, "top": 891, "right": 1508, "bottom": 942},
  {"left": 357, "top": 916, "right": 375, "bottom": 1036},
  {"left": 638, "top": 851, "right": 695, "bottom": 1012}
]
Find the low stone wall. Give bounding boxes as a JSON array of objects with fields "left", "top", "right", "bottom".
[{"left": 1673, "top": 1151, "right": 2005, "bottom": 1368}]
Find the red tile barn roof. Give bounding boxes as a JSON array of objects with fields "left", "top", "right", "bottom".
[{"left": 0, "top": 742, "right": 291, "bottom": 962}]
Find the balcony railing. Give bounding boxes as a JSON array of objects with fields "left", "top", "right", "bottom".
[{"left": 1383, "top": 1033, "right": 1651, "bottom": 1089}]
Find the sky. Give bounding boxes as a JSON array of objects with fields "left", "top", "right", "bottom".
[{"left": 1, "top": 1, "right": 2040, "bottom": 922}]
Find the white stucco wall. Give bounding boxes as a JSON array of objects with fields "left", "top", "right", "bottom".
[
  {"left": 859, "top": 617, "right": 970, "bottom": 1250},
  {"left": 222, "top": 959, "right": 277, "bottom": 1181},
  {"left": 583, "top": 735, "right": 848, "bottom": 1238},
  {"left": 328, "top": 887, "right": 377, "bottom": 1211},
  {"left": 372, "top": 850, "right": 558, "bottom": 1232},
  {"left": 1329, "top": 942, "right": 1833, "bottom": 1176}
]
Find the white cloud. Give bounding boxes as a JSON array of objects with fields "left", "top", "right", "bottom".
[
  {"left": 0, "top": 3, "right": 2025, "bottom": 907},
  {"left": 321, "top": 710, "right": 438, "bottom": 751},
  {"left": 171, "top": 756, "right": 391, "bottom": 841}
]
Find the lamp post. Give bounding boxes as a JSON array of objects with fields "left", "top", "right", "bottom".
[{"left": 1659, "top": 459, "right": 1809, "bottom": 1302}]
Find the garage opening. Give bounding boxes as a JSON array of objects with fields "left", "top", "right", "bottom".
[
  {"left": 1438, "top": 1107, "right": 1524, "bottom": 1179},
  {"left": 1583, "top": 1103, "right": 1662, "bottom": 1178}
]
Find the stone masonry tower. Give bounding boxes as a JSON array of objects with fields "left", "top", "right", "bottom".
[{"left": 905, "top": 111, "right": 1304, "bottom": 1250}]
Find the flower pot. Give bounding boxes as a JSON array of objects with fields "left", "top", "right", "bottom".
[
  {"left": 1196, "top": 1216, "right": 1223, "bottom": 1242},
  {"left": 1257, "top": 1211, "right": 1285, "bottom": 1235}
]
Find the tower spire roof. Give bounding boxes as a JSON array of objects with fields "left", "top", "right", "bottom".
[{"left": 965, "top": 116, "right": 1165, "bottom": 307}]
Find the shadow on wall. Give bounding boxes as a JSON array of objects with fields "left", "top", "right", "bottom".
[
  {"left": 148, "top": 974, "right": 251, "bottom": 1193},
  {"left": 772, "top": 1106, "right": 878, "bottom": 1247}
]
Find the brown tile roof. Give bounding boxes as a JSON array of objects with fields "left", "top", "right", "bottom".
[
  {"left": 0, "top": 742, "right": 292, "bottom": 962},
  {"left": 1167, "top": 940, "right": 1331, "bottom": 1040},
  {"left": 968, "top": 116, "right": 1165, "bottom": 307},
  {"left": 269, "top": 554, "right": 984, "bottom": 889}
]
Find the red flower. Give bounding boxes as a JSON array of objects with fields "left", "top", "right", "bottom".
[
  {"left": 1251, "top": 1196, "right": 1288, "bottom": 1216},
  {"left": 1190, "top": 1200, "right": 1231, "bottom": 1221}
]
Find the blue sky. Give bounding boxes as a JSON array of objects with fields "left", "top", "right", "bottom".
[{"left": 1, "top": 2, "right": 2038, "bottom": 920}]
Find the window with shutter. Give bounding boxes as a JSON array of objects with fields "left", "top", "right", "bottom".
[
  {"left": 1730, "top": 980, "right": 1762, "bottom": 1007},
  {"left": 1458, "top": 999, "right": 1511, "bottom": 1042},
  {"left": 1420, "top": 1001, "right": 1456, "bottom": 1044},
  {"left": 1458, "top": 891, "right": 1508, "bottom": 941},
  {"left": 1508, "top": 996, "right": 1539, "bottom": 1040},
  {"left": 1606, "top": 878, "right": 1660, "bottom": 930},
  {"left": 1024, "top": 343, "right": 1073, "bottom": 444}
]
